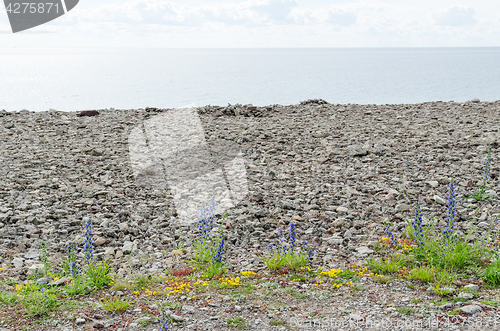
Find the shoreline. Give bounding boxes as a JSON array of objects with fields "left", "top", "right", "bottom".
[{"left": 1, "top": 98, "right": 499, "bottom": 115}]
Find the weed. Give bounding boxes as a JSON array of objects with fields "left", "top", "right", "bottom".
[
  {"left": 407, "top": 266, "right": 434, "bottom": 283},
  {"left": 366, "top": 256, "right": 405, "bottom": 275},
  {"left": 21, "top": 288, "right": 58, "bottom": 317},
  {"left": 100, "top": 296, "right": 131, "bottom": 312},
  {"left": 481, "top": 300, "right": 498, "bottom": 306},
  {"left": 375, "top": 275, "right": 392, "bottom": 283},
  {"left": 469, "top": 147, "right": 492, "bottom": 201},
  {"left": 269, "top": 319, "right": 285, "bottom": 326},
  {"left": 261, "top": 223, "right": 313, "bottom": 272},
  {"left": 228, "top": 317, "right": 247, "bottom": 329},
  {"left": 483, "top": 261, "right": 500, "bottom": 287},
  {"left": 87, "top": 259, "right": 113, "bottom": 289},
  {"left": 39, "top": 242, "right": 52, "bottom": 277},
  {"left": 395, "top": 307, "right": 414, "bottom": 314},
  {"left": 110, "top": 280, "right": 129, "bottom": 292},
  {"left": 65, "top": 277, "right": 88, "bottom": 297},
  {"left": 0, "top": 291, "right": 18, "bottom": 305},
  {"left": 350, "top": 284, "right": 366, "bottom": 294}
]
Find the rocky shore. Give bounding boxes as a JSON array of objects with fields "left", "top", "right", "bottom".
[
  {"left": 1, "top": 99, "right": 500, "bottom": 278},
  {"left": 1, "top": 100, "right": 500, "bottom": 330}
]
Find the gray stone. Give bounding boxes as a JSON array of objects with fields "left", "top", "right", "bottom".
[
  {"left": 458, "top": 292, "right": 474, "bottom": 300},
  {"left": 331, "top": 218, "right": 346, "bottom": 227},
  {"left": 182, "top": 305, "right": 195, "bottom": 314},
  {"left": 464, "top": 284, "right": 479, "bottom": 291},
  {"left": 486, "top": 190, "right": 497, "bottom": 197},
  {"left": 171, "top": 314, "right": 184, "bottom": 322},
  {"left": 433, "top": 195, "right": 446, "bottom": 205},
  {"left": 122, "top": 241, "right": 134, "bottom": 254},
  {"left": 75, "top": 318, "right": 86, "bottom": 325},
  {"left": 396, "top": 204, "right": 410, "bottom": 212},
  {"left": 346, "top": 145, "right": 368, "bottom": 156},
  {"left": 24, "top": 251, "right": 40, "bottom": 260},
  {"left": 356, "top": 247, "right": 374, "bottom": 255},
  {"left": 118, "top": 222, "right": 129, "bottom": 232},
  {"left": 336, "top": 206, "right": 348, "bottom": 214},
  {"left": 478, "top": 222, "right": 489, "bottom": 228},
  {"left": 27, "top": 263, "right": 45, "bottom": 275},
  {"left": 460, "top": 305, "right": 482, "bottom": 315},
  {"left": 104, "top": 247, "right": 115, "bottom": 256},
  {"left": 36, "top": 277, "right": 50, "bottom": 285},
  {"left": 11, "top": 257, "right": 24, "bottom": 269},
  {"left": 94, "top": 237, "right": 106, "bottom": 247},
  {"left": 53, "top": 276, "right": 70, "bottom": 286},
  {"left": 427, "top": 181, "right": 439, "bottom": 188}
]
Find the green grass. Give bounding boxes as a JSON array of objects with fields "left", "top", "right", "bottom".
[
  {"left": 481, "top": 300, "right": 498, "bottom": 306},
  {"left": 228, "top": 317, "right": 247, "bottom": 329},
  {"left": 20, "top": 290, "right": 58, "bottom": 317},
  {"left": 366, "top": 256, "right": 405, "bottom": 274},
  {"left": 100, "top": 296, "right": 131, "bottom": 313},
  {"left": 338, "top": 270, "right": 357, "bottom": 279},
  {"left": 395, "top": 307, "right": 414, "bottom": 314},
  {"left": 374, "top": 275, "right": 392, "bottom": 283},
  {"left": 87, "top": 259, "right": 113, "bottom": 289},
  {"left": 350, "top": 284, "right": 366, "bottom": 294},
  {"left": 65, "top": 277, "right": 89, "bottom": 297},
  {"left": 483, "top": 261, "right": 500, "bottom": 287},
  {"left": 269, "top": 319, "right": 286, "bottom": 326},
  {"left": 407, "top": 266, "right": 435, "bottom": 283},
  {"left": 0, "top": 291, "right": 18, "bottom": 305}
]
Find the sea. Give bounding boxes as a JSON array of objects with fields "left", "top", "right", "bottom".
[{"left": 1, "top": 47, "right": 500, "bottom": 112}]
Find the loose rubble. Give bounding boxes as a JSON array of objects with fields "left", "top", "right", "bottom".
[{"left": 1, "top": 99, "right": 500, "bottom": 330}]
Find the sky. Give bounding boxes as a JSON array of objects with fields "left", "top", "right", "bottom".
[{"left": 0, "top": 0, "right": 499, "bottom": 47}]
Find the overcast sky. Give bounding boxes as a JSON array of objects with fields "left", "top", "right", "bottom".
[{"left": 1, "top": 0, "right": 499, "bottom": 47}]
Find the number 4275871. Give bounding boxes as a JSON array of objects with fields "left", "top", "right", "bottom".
[{"left": 5, "top": 2, "right": 60, "bottom": 14}]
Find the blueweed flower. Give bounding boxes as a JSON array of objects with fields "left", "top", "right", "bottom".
[
  {"left": 413, "top": 205, "right": 425, "bottom": 245},
  {"left": 307, "top": 249, "right": 314, "bottom": 261},
  {"left": 67, "top": 243, "right": 79, "bottom": 277},
  {"left": 278, "top": 229, "right": 289, "bottom": 255},
  {"left": 198, "top": 200, "right": 217, "bottom": 244},
  {"left": 384, "top": 225, "right": 402, "bottom": 249},
  {"left": 159, "top": 315, "right": 169, "bottom": 331},
  {"left": 83, "top": 219, "right": 93, "bottom": 263},
  {"left": 212, "top": 235, "right": 225, "bottom": 264},
  {"left": 290, "top": 223, "right": 296, "bottom": 251}
]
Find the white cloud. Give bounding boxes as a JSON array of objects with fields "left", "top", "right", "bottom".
[
  {"left": 432, "top": 5, "right": 477, "bottom": 26},
  {"left": 56, "top": 0, "right": 302, "bottom": 27},
  {"left": 289, "top": 7, "right": 357, "bottom": 26},
  {"left": 2, "top": 0, "right": 500, "bottom": 47}
]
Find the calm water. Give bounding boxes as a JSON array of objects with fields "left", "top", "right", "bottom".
[{"left": 1, "top": 47, "right": 499, "bottom": 112}]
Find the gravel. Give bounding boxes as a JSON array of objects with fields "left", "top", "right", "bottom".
[{"left": 1, "top": 100, "right": 500, "bottom": 329}]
